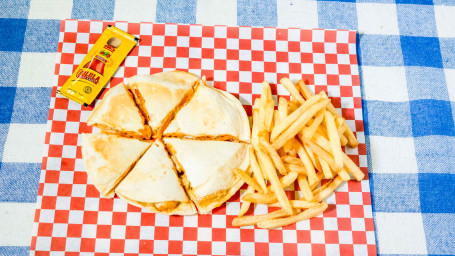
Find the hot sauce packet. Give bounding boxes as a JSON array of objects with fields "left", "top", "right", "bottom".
[{"left": 58, "top": 25, "right": 138, "bottom": 106}]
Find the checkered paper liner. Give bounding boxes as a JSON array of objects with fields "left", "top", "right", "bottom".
[{"left": 30, "top": 19, "right": 376, "bottom": 255}]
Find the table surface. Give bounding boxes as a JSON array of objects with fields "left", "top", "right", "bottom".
[{"left": 0, "top": 0, "right": 454, "bottom": 255}]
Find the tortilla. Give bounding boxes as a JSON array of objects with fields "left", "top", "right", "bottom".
[
  {"left": 86, "top": 83, "right": 151, "bottom": 139},
  {"left": 163, "top": 80, "right": 250, "bottom": 142},
  {"left": 116, "top": 140, "right": 197, "bottom": 215},
  {"left": 127, "top": 71, "right": 198, "bottom": 138},
  {"left": 82, "top": 133, "right": 151, "bottom": 198},
  {"left": 164, "top": 138, "right": 250, "bottom": 214}
]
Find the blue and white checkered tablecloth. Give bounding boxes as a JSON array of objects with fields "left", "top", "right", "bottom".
[{"left": 0, "top": 0, "right": 454, "bottom": 255}]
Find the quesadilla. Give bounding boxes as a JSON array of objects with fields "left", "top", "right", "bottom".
[
  {"left": 86, "top": 83, "right": 151, "bottom": 139},
  {"left": 163, "top": 80, "right": 250, "bottom": 142},
  {"left": 127, "top": 71, "right": 198, "bottom": 138},
  {"left": 164, "top": 138, "right": 250, "bottom": 214},
  {"left": 82, "top": 133, "right": 151, "bottom": 198},
  {"left": 116, "top": 140, "right": 197, "bottom": 215}
]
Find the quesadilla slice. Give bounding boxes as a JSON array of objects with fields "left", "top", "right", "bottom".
[
  {"left": 127, "top": 71, "right": 198, "bottom": 138},
  {"left": 163, "top": 80, "right": 250, "bottom": 142},
  {"left": 164, "top": 138, "right": 250, "bottom": 214},
  {"left": 82, "top": 133, "right": 151, "bottom": 198},
  {"left": 116, "top": 140, "right": 197, "bottom": 215},
  {"left": 86, "top": 83, "right": 151, "bottom": 139}
]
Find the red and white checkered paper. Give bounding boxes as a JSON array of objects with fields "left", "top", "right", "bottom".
[{"left": 30, "top": 19, "right": 376, "bottom": 255}]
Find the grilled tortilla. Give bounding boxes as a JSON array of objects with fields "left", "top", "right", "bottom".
[
  {"left": 82, "top": 133, "right": 151, "bottom": 198},
  {"left": 163, "top": 80, "right": 250, "bottom": 142},
  {"left": 116, "top": 140, "right": 197, "bottom": 215},
  {"left": 127, "top": 71, "right": 198, "bottom": 138},
  {"left": 164, "top": 138, "right": 249, "bottom": 214},
  {"left": 86, "top": 83, "right": 151, "bottom": 139}
]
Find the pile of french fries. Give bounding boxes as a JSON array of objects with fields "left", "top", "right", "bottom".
[{"left": 232, "top": 78, "right": 364, "bottom": 229}]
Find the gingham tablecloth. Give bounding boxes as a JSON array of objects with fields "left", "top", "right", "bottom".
[{"left": 0, "top": 0, "right": 453, "bottom": 255}]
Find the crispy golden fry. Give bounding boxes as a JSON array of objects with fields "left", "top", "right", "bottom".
[
  {"left": 284, "top": 163, "right": 307, "bottom": 174},
  {"left": 288, "top": 101, "right": 299, "bottom": 113},
  {"left": 256, "top": 146, "right": 293, "bottom": 215},
  {"left": 338, "top": 167, "right": 351, "bottom": 181},
  {"left": 280, "top": 77, "right": 305, "bottom": 104},
  {"left": 327, "top": 104, "right": 358, "bottom": 148},
  {"left": 278, "top": 97, "right": 288, "bottom": 119},
  {"left": 273, "top": 110, "right": 279, "bottom": 132},
  {"left": 343, "top": 153, "right": 364, "bottom": 181},
  {"left": 261, "top": 81, "right": 275, "bottom": 132},
  {"left": 312, "top": 176, "right": 344, "bottom": 202},
  {"left": 318, "top": 156, "right": 334, "bottom": 179},
  {"left": 232, "top": 209, "right": 290, "bottom": 227},
  {"left": 303, "top": 139, "right": 338, "bottom": 172},
  {"left": 272, "top": 100, "right": 329, "bottom": 150},
  {"left": 249, "top": 147, "right": 267, "bottom": 192},
  {"left": 297, "top": 174, "right": 313, "bottom": 201},
  {"left": 257, "top": 202, "right": 328, "bottom": 229},
  {"left": 271, "top": 93, "right": 323, "bottom": 141},
  {"left": 281, "top": 155, "right": 305, "bottom": 167},
  {"left": 310, "top": 171, "right": 325, "bottom": 191},
  {"left": 266, "top": 171, "right": 299, "bottom": 192},
  {"left": 260, "top": 140, "right": 288, "bottom": 176},
  {"left": 302, "top": 141, "right": 321, "bottom": 169},
  {"left": 294, "top": 139, "right": 319, "bottom": 186},
  {"left": 232, "top": 168, "right": 265, "bottom": 194},
  {"left": 242, "top": 192, "right": 278, "bottom": 204},
  {"left": 252, "top": 100, "right": 260, "bottom": 147},
  {"left": 325, "top": 111, "right": 343, "bottom": 170},
  {"left": 297, "top": 80, "right": 314, "bottom": 100},
  {"left": 268, "top": 200, "right": 319, "bottom": 209},
  {"left": 239, "top": 186, "right": 255, "bottom": 217},
  {"left": 335, "top": 116, "right": 348, "bottom": 146},
  {"left": 300, "top": 109, "right": 325, "bottom": 140}
]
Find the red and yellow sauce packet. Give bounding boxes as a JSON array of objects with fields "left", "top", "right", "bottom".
[{"left": 58, "top": 25, "right": 138, "bottom": 106}]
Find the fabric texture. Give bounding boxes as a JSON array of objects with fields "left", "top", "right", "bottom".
[{"left": 0, "top": 0, "right": 453, "bottom": 255}]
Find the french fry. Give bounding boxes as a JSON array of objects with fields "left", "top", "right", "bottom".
[
  {"left": 260, "top": 140, "right": 288, "bottom": 176},
  {"left": 269, "top": 200, "right": 319, "bottom": 209},
  {"left": 232, "top": 168, "right": 265, "bottom": 194},
  {"left": 325, "top": 111, "right": 343, "bottom": 170},
  {"left": 294, "top": 139, "right": 318, "bottom": 186},
  {"left": 284, "top": 163, "right": 307, "bottom": 174},
  {"left": 273, "top": 100, "right": 329, "bottom": 150},
  {"left": 252, "top": 100, "right": 260, "bottom": 147},
  {"left": 249, "top": 147, "right": 267, "bottom": 191},
  {"left": 239, "top": 186, "right": 255, "bottom": 217},
  {"left": 271, "top": 93, "right": 323, "bottom": 141},
  {"left": 281, "top": 155, "right": 305, "bottom": 167},
  {"left": 326, "top": 104, "right": 358, "bottom": 148},
  {"left": 280, "top": 77, "right": 305, "bottom": 104},
  {"left": 303, "top": 139, "right": 338, "bottom": 172},
  {"left": 266, "top": 171, "right": 299, "bottom": 192},
  {"left": 300, "top": 109, "right": 325, "bottom": 140},
  {"left": 256, "top": 146, "right": 293, "bottom": 215},
  {"left": 343, "top": 154, "right": 364, "bottom": 181},
  {"left": 242, "top": 192, "right": 278, "bottom": 204},
  {"left": 335, "top": 116, "right": 348, "bottom": 146},
  {"left": 261, "top": 81, "right": 275, "bottom": 132},
  {"left": 297, "top": 80, "right": 314, "bottom": 100},
  {"left": 312, "top": 176, "right": 344, "bottom": 202},
  {"left": 257, "top": 202, "right": 328, "bottom": 229},
  {"left": 278, "top": 97, "right": 288, "bottom": 119},
  {"left": 318, "top": 156, "right": 334, "bottom": 179},
  {"left": 297, "top": 174, "right": 313, "bottom": 201},
  {"left": 273, "top": 110, "right": 279, "bottom": 133},
  {"left": 232, "top": 209, "right": 290, "bottom": 227},
  {"left": 310, "top": 171, "right": 325, "bottom": 191},
  {"left": 338, "top": 167, "right": 351, "bottom": 181},
  {"left": 311, "top": 133, "right": 363, "bottom": 180},
  {"left": 303, "top": 142, "right": 322, "bottom": 171}
]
